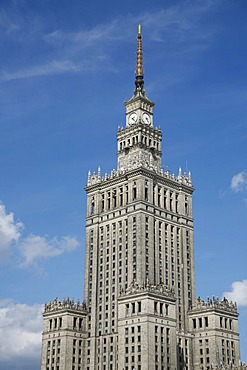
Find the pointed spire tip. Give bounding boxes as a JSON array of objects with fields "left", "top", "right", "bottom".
[{"left": 135, "top": 24, "right": 144, "bottom": 91}]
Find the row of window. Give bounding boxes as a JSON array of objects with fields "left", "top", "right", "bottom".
[
  {"left": 193, "top": 316, "right": 233, "bottom": 331},
  {"left": 192, "top": 317, "right": 209, "bottom": 330},
  {"left": 89, "top": 181, "right": 190, "bottom": 216},
  {"left": 125, "top": 325, "right": 142, "bottom": 369},
  {"left": 154, "top": 301, "right": 169, "bottom": 316},
  {"left": 48, "top": 318, "right": 62, "bottom": 331},
  {"left": 178, "top": 337, "right": 190, "bottom": 370},
  {"left": 87, "top": 215, "right": 193, "bottom": 333},
  {"left": 89, "top": 219, "right": 192, "bottom": 287},
  {"left": 48, "top": 316, "right": 84, "bottom": 333},
  {"left": 90, "top": 218, "right": 190, "bottom": 244},
  {"left": 125, "top": 301, "right": 142, "bottom": 316},
  {"left": 87, "top": 336, "right": 116, "bottom": 368},
  {"left": 46, "top": 339, "right": 61, "bottom": 370},
  {"left": 197, "top": 339, "right": 236, "bottom": 368},
  {"left": 221, "top": 339, "right": 236, "bottom": 365},
  {"left": 220, "top": 317, "right": 233, "bottom": 330},
  {"left": 118, "top": 134, "right": 160, "bottom": 152},
  {"left": 154, "top": 326, "right": 171, "bottom": 368},
  {"left": 47, "top": 339, "right": 61, "bottom": 347}
]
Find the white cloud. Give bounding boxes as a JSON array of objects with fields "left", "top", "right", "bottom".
[
  {"left": 223, "top": 280, "right": 247, "bottom": 307},
  {"left": 0, "top": 299, "right": 43, "bottom": 369},
  {"left": 19, "top": 234, "right": 79, "bottom": 267},
  {"left": 1, "top": 59, "right": 80, "bottom": 81},
  {"left": 0, "top": 203, "right": 23, "bottom": 262},
  {"left": 44, "top": 20, "right": 121, "bottom": 46},
  {"left": 0, "top": 202, "right": 79, "bottom": 269},
  {"left": 0, "top": 1, "right": 219, "bottom": 82},
  {"left": 231, "top": 172, "right": 247, "bottom": 193},
  {"left": 45, "top": 1, "right": 217, "bottom": 48},
  {"left": 138, "top": 1, "right": 217, "bottom": 46},
  {"left": 0, "top": 8, "right": 19, "bottom": 34}
]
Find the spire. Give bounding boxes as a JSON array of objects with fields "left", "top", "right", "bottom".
[
  {"left": 135, "top": 24, "right": 144, "bottom": 91},
  {"left": 178, "top": 167, "right": 182, "bottom": 180}
]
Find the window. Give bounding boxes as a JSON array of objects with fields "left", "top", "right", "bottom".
[
  {"left": 193, "top": 319, "right": 196, "bottom": 329},
  {"left": 132, "top": 302, "right": 135, "bottom": 314},
  {"left": 119, "top": 187, "right": 123, "bottom": 206},
  {"left": 154, "top": 302, "right": 158, "bottom": 313},
  {"left": 126, "top": 185, "right": 128, "bottom": 202},
  {"left": 145, "top": 183, "right": 148, "bottom": 201},
  {"left": 160, "top": 302, "right": 163, "bottom": 315},
  {"left": 133, "top": 183, "right": 137, "bottom": 200},
  {"left": 165, "top": 304, "right": 169, "bottom": 315},
  {"left": 220, "top": 317, "right": 223, "bottom": 328},
  {"left": 113, "top": 190, "right": 116, "bottom": 208},
  {"left": 138, "top": 301, "right": 141, "bottom": 313},
  {"left": 158, "top": 187, "right": 161, "bottom": 207},
  {"left": 198, "top": 318, "right": 202, "bottom": 328},
  {"left": 91, "top": 197, "right": 95, "bottom": 214}
]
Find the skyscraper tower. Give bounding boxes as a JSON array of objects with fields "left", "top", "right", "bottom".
[
  {"left": 41, "top": 25, "right": 241, "bottom": 370},
  {"left": 84, "top": 25, "right": 195, "bottom": 370}
]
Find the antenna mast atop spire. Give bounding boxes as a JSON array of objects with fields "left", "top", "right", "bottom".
[{"left": 135, "top": 24, "right": 144, "bottom": 91}]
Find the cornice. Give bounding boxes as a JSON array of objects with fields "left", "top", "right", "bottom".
[{"left": 85, "top": 166, "right": 194, "bottom": 194}]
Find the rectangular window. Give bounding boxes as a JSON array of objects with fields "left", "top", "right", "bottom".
[
  {"left": 154, "top": 302, "right": 158, "bottom": 313},
  {"left": 132, "top": 302, "right": 135, "bottom": 314},
  {"left": 199, "top": 318, "right": 202, "bottom": 328},
  {"left": 138, "top": 301, "right": 141, "bottom": 313},
  {"left": 193, "top": 319, "right": 196, "bottom": 329}
]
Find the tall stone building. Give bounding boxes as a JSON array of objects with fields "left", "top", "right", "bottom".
[{"left": 41, "top": 26, "right": 244, "bottom": 370}]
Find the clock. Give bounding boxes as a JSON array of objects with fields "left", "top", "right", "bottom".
[
  {"left": 142, "top": 112, "right": 151, "bottom": 124},
  {"left": 129, "top": 112, "right": 138, "bottom": 124}
]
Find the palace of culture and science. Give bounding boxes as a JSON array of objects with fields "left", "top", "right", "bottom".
[{"left": 40, "top": 26, "right": 245, "bottom": 370}]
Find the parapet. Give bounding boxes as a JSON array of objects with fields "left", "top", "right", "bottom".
[
  {"left": 119, "top": 280, "right": 175, "bottom": 299},
  {"left": 44, "top": 297, "right": 87, "bottom": 313},
  {"left": 190, "top": 296, "right": 238, "bottom": 314},
  {"left": 87, "top": 166, "right": 192, "bottom": 187}
]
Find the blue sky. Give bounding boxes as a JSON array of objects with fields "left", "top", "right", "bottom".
[{"left": 0, "top": 0, "right": 247, "bottom": 368}]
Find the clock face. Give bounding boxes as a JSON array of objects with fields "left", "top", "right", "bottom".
[
  {"left": 142, "top": 112, "right": 151, "bottom": 124},
  {"left": 129, "top": 112, "right": 138, "bottom": 124}
]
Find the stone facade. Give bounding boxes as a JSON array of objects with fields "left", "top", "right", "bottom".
[
  {"left": 188, "top": 297, "right": 240, "bottom": 369},
  {"left": 118, "top": 282, "right": 177, "bottom": 370},
  {"left": 40, "top": 298, "right": 87, "bottom": 370},
  {"left": 40, "top": 26, "right": 245, "bottom": 370}
]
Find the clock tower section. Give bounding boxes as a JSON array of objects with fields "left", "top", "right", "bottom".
[{"left": 117, "top": 25, "right": 162, "bottom": 173}]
